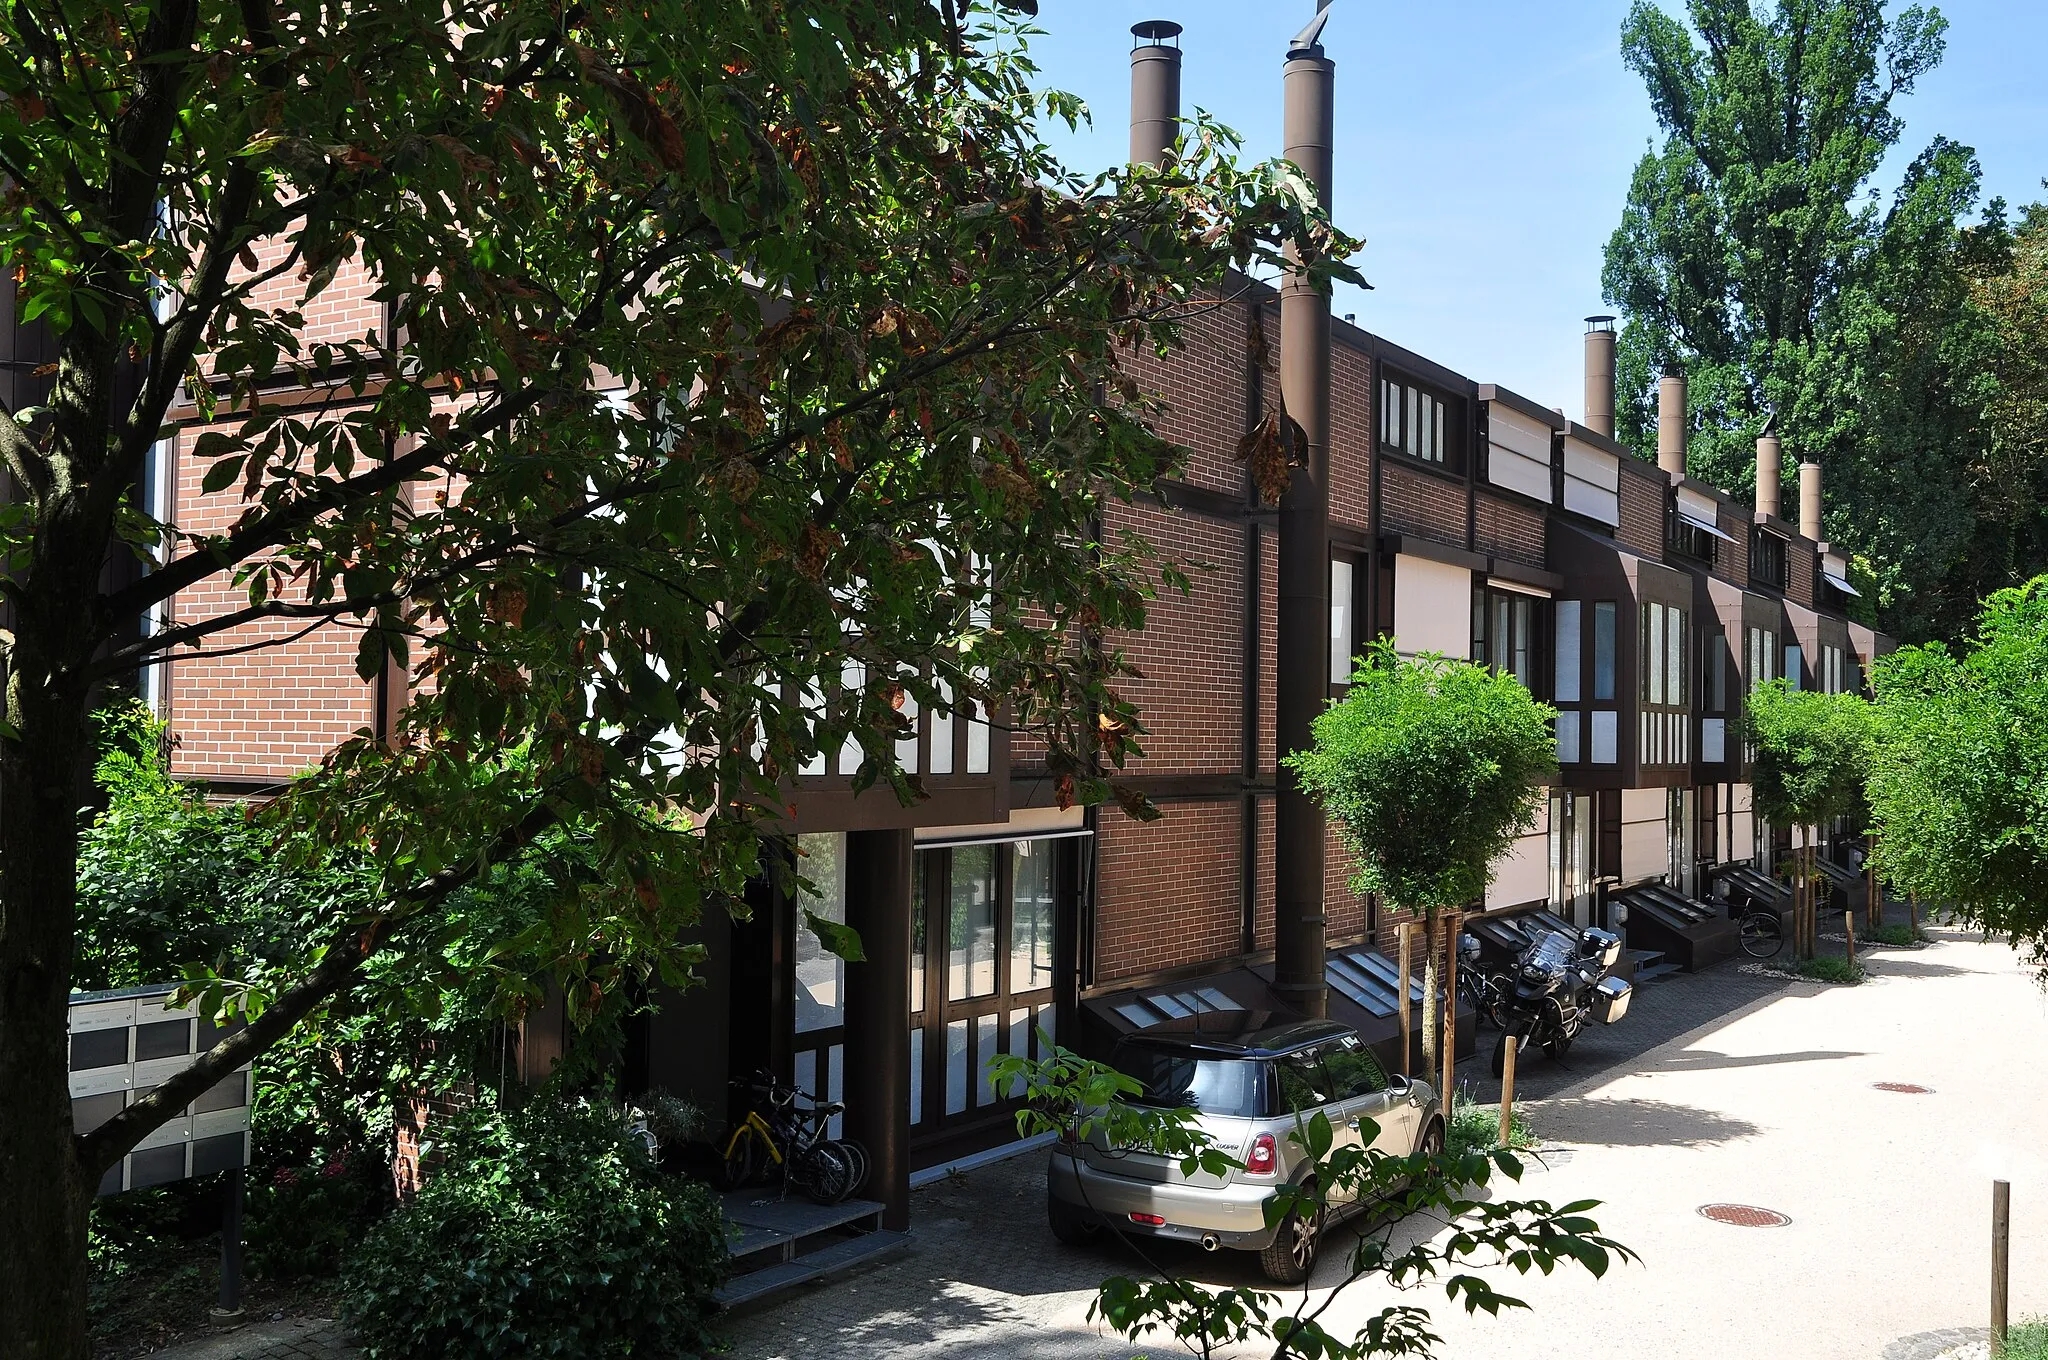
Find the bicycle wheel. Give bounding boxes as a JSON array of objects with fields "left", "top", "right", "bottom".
[
  {"left": 832, "top": 1138, "right": 870, "bottom": 1198},
  {"left": 722, "top": 1126, "right": 764, "bottom": 1189},
  {"left": 791, "top": 1141, "right": 853, "bottom": 1204},
  {"left": 1740, "top": 910, "right": 1783, "bottom": 959}
]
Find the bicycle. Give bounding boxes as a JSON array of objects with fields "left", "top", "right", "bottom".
[
  {"left": 722, "top": 1070, "right": 869, "bottom": 1205},
  {"left": 1738, "top": 907, "right": 1784, "bottom": 958}
]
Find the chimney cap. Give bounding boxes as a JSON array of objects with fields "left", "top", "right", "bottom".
[
  {"left": 1131, "top": 19, "right": 1182, "bottom": 46},
  {"left": 1584, "top": 315, "right": 1616, "bottom": 332},
  {"left": 1288, "top": 4, "right": 1333, "bottom": 58}
]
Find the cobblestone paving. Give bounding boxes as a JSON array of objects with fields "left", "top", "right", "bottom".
[{"left": 133, "top": 1316, "right": 357, "bottom": 1360}]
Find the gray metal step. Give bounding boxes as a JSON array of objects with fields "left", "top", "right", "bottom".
[
  {"left": 723, "top": 1192, "right": 883, "bottom": 1266},
  {"left": 715, "top": 1228, "right": 911, "bottom": 1310}
]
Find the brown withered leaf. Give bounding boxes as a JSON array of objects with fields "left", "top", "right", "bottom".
[
  {"left": 1235, "top": 410, "right": 1302, "bottom": 505},
  {"left": 1113, "top": 783, "right": 1163, "bottom": 823},
  {"left": 797, "top": 523, "right": 841, "bottom": 579},
  {"left": 569, "top": 41, "right": 689, "bottom": 172},
  {"left": 1055, "top": 774, "right": 1076, "bottom": 811}
]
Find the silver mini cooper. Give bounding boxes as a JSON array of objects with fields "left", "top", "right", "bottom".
[{"left": 1046, "top": 1018, "right": 1444, "bottom": 1283}]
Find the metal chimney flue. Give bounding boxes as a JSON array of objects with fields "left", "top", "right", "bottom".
[
  {"left": 1274, "top": 4, "right": 1335, "bottom": 1021},
  {"left": 1800, "top": 461, "right": 1823, "bottom": 541},
  {"left": 1756, "top": 433, "right": 1783, "bottom": 519},
  {"left": 1129, "top": 20, "right": 1184, "bottom": 168},
  {"left": 1583, "top": 316, "right": 1616, "bottom": 439},
  {"left": 1657, "top": 370, "right": 1688, "bottom": 478}
]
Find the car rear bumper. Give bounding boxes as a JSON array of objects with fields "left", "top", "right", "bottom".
[{"left": 1047, "top": 1150, "right": 1281, "bottom": 1249}]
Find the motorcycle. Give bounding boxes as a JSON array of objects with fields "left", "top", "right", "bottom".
[{"left": 1488, "top": 927, "right": 1632, "bottom": 1077}]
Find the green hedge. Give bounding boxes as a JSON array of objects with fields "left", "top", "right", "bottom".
[{"left": 342, "top": 1100, "right": 729, "bottom": 1359}]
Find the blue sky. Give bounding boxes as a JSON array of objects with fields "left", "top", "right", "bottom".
[{"left": 1017, "top": 0, "right": 2048, "bottom": 421}]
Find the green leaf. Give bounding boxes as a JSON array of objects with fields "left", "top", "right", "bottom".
[
  {"left": 201, "top": 455, "right": 247, "bottom": 495},
  {"left": 802, "top": 908, "right": 865, "bottom": 963}
]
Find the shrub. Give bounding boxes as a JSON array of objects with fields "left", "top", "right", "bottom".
[
  {"left": 1447, "top": 1092, "right": 1537, "bottom": 1159},
  {"left": 341, "top": 1099, "right": 729, "bottom": 1359},
  {"left": 1870, "top": 923, "right": 1927, "bottom": 948},
  {"left": 2002, "top": 1318, "right": 2048, "bottom": 1360},
  {"left": 1796, "top": 955, "right": 1863, "bottom": 984}
]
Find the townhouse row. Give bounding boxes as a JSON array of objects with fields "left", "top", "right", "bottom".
[{"left": 51, "top": 19, "right": 1893, "bottom": 1234}]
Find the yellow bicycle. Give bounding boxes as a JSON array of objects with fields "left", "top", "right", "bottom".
[{"left": 721, "top": 1070, "right": 867, "bottom": 1203}]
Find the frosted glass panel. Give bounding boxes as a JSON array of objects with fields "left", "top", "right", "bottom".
[
  {"left": 827, "top": 1044, "right": 844, "bottom": 1139},
  {"left": 909, "top": 1027, "right": 925, "bottom": 1125},
  {"left": 1703, "top": 717, "right": 1725, "bottom": 764},
  {"left": 975, "top": 1014, "right": 999, "bottom": 1106},
  {"left": 1330, "top": 557, "right": 1355, "bottom": 683},
  {"left": 1784, "top": 645, "right": 1803, "bottom": 691},
  {"left": 1008, "top": 1008, "right": 1031, "bottom": 1098},
  {"left": 966, "top": 671, "right": 990, "bottom": 773},
  {"left": 1555, "top": 711, "right": 1581, "bottom": 764},
  {"left": 1590, "top": 710, "right": 1619, "bottom": 765},
  {"left": 1554, "top": 601, "right": 1581, "bottom": 702},
  {"left": 945, "top": 1019, "right": 969, "bottom": 1115},
  {"left": 837, "top": 660, "right": 865, "bottom": 775},
  {"left": 928, "top": 680, "right": 954, "bottom": 774},
  {"left": 896, "top": 690, "right": 919, "bottom": 774}
]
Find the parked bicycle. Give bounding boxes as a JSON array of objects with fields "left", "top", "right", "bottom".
[
  {"left": 722, "top": 1070, "right": 869, "bottom": 1205},
  {"left": 1717, "top": 882, "right": 1786, "bottom": 958},
  {"left": 1457, "top": 934, "right": 1513, "bottom": 1030}
]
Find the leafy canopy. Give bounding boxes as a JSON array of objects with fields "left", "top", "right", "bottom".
[
  {"left": 0, "top": 0, "right": 1358, "bottom": 1183},
  {"left": 1868, "top": 577, "right": 2048, "bottom": 958},
  {"left": 1744, "top": 680, "right": 1875, "bottom": 831},
  {"left": 1287, "top": 642, "right": 1556, "bottom": 916},
  {"left": 1602, "top": 0, "right": 2035, "bottom": 638}
]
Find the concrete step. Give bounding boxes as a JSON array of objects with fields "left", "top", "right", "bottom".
[{"left": 715, "top": 1228, "right": 911, "bottom": 1311}]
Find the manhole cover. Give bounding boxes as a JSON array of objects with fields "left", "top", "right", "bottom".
[
  {"left": 1873, "top": 1082, "right": 1934, "bottom": 1094},
  {"left": 1699, "top": 1203, "right": 1791, "bottom": 1228}
]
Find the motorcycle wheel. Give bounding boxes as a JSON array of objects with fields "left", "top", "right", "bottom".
[
  {"left": 1546, "top": 1030, "right": 1574, "bottom": 1060},
  {"left": 1490, "top": 1032, "right": 1510, "bottom": 1078}
]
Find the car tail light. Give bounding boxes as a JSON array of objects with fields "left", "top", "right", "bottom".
[
  {"left": 1244, "top": 1132, "right": 1278, "bottom": 1178},
  {"left": 1127, "top": 1212, "right": 1166, "bottom": 1226}
]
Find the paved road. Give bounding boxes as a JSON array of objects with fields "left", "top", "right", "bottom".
[{"left": 722, "top": 919, "right": 2048, "bottom": 1360}]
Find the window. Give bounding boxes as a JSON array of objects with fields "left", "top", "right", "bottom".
[
  {"left": 1554, "top": 600, "right": 1582, "bottom": 702},
  {"left": 1380, "top": 373, "right": 1453, "bottom": 465},
  {"left": 795, "top": 833, "right": 846, "bottom": 1033},
  {"left": 1472, "top": 585, "right": 1544, "bottom": 693},
  {"left": 1784, "top": 644, "right": 1804, "bottom": 692},
  {"left": 1322, "top": 1036, "right": 1388, "bottom": 1098},
  {"left": 1009, "top": 841, "right": 1055, "bottom": 994},
  {"left": 1330, "top": 556, "right": 1356, "bottom": 684},
  {"left": 1592, "top": 602, "right": 1617, "bottom": 701},
  {"left": 1750, "top": 532, "right": 1788, "bottom": 590},
  {"left": 1639, "top": 602, "right": 1687, "bottom": 707},
  {"left": 947, "top": 844, "right": 998, "bottom": 1000},
  {"left": 1274, "top": 1050, "right": 1337, "bottom": 1114},
  {"left": 1745, "top": 627, "right": 1779, "bottom": 693}
]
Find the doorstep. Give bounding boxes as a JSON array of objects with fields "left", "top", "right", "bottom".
[{"left": 717, "top": 1192, "right": 909, "bottom": 1312}]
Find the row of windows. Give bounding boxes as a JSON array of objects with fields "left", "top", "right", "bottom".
[
  {"left": 1640, "top": 601, "right": 1688, "bottom": 708},
  {"left": 1380, "top": 376, "right": 1448, "bottom": 464}
]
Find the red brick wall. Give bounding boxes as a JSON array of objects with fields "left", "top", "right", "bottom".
[
  {"left": 1379, "top": 461, "right": 1466, "bottom": 545},
  {"left": 164, "top": 419, "right": 383, "bottom": 783},
  {"left": 1258, "top": 525, "right": 1277, "bottom": 778},
  {"left": 1331, "top": 339, "right": 1371, "bottom": 529},
  {"left": 1617, "top": 463, "right": 1666, "bottom": 558},
  {"left": 1101, "top": 501, "right": 1245, "bottom": 777},
  {"left": 1787, "top": 545, "right": 1816, "bottom": 607},
  {"left": 1094, "top": 798, "right": 1244, "bottom": 981},
  {"left": 1721, "top": 514, "right": 1751, "bottom": 589},
  {"left": 1474, "top": 492, "right": 1546, "bottom": 568},
  {"left": 1254, "top": 795, "right": 1275, "bottom": 951},
  {"left": 1121, "top": 293, "right": 1251, "bottom": 498}
]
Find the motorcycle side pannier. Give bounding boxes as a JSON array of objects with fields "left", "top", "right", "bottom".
[
  {"left": 1592, "top": 975, "right": 1632, "bottom": 1024},
  {"left": 1579, "top": 927, "right": 1623, "bottom": 971}
]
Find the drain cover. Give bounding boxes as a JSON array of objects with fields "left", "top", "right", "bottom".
[
  {"left": 1873, "top": 1082, "right": 1934, "bottom": 1094},
  {"left": 1699, "top": 1203, "right": 1791, "bottom": 1228}
]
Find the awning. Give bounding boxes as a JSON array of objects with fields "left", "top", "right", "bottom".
[
  {"left": 1676, "top": 505, "right": 1736, "bottom": 543},
  {"left": 1822, "top": 571, "right": 1860, "bottom": 596}
]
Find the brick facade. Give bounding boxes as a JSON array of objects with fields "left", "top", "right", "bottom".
[
  {"left": 1380, "top": 460, "right": 1467, "bottom": 545},
  {"left": 1474, "top": 491, "right": 1546, "bottom": 567},
  {"left": 1094, "top": 798, "right": 1243, "bottom": 981},
  {"left": 1616, "top": 461, "right": 1666, "bottom": 559}
]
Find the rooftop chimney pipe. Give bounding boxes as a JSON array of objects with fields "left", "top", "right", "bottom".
[
  {"left": 1756, "top": 433, "right": 1782, "bottom": 519},
  {"left": 1128, "top": 21, "right": 1183, "bottom": 168},
  {"left": 1274, "top": 4, "right": 1335, "bottom": 1022},
  {"left": 1800, "top": 461, "right": 1823, "bottom": 541},
  {"left": 1583, "top": 316, "right": 1616, "bottom": 439},
  {"left": 1657, "top": 370, "right": 1688, "bottom": 478}
]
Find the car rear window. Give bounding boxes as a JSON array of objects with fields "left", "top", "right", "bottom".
[{"left": 1113, "top": 1043, "right": 1264, "bottom": 1118}]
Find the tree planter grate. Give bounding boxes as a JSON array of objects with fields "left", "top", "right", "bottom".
[
  {"left": 1699, "top": 1203, "right": 1791, "bottom": 1228},
  {"left": 1872, "top": 1082, "right": 1933, "bottom": 1094}
]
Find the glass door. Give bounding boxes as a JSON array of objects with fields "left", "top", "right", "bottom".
[{"left": 910, "top": 839, "right": 1062, "bottom": 1142}]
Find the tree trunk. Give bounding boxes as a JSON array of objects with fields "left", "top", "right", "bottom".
[
  {"left": 1419, "top": 911, "right": 1441, "bottom": 1086},
  {"left": 0, "top": 657, "right": 99, "bottom": 1360}
]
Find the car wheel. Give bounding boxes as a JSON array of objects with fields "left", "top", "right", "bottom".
[
  {"left": 1047, "top": 1193, "right": 1100, "bottom": 1247},
  {"left": 1414, "top": 1118, "right": 1444, "bottom": 1159},
  {"left": 1258, "top": 1190, "right": 1324, "bottom": 1285}
]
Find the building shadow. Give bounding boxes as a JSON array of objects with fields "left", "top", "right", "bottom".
[
  {"left": 1525, "top": 1096, "right": 1761, "bottom": 1148},
  {"left": 1640, "top": 1047, "right": 1864, "bottom": 1074},
  {"left": 1864, "top": 957, "right": 1974, "bottom": 980}
]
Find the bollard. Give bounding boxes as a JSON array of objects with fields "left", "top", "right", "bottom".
[
  {"left": 1994, "top": 1180, "right": 2011, "bottom": 1346},
  {"left": 1844, "top": 911, "right": 1855, "bottom": 969},
  {"left": 1498, "top": 1035, "right": 1517, "bottom": 1150}
]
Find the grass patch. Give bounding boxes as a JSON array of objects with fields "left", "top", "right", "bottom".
[
  {"left": 1794, "top": 954, "right": 1863, "bottom": 984},
  {"left": 1447, "top": 1092, "right": 1538, "bottom": 1159},
  {"left": 2000, "top": 1318, "right": 2048, "bottom": 1360},
  {"left": 1869, "top": 923, "right": 1928, "bottom": 947}
]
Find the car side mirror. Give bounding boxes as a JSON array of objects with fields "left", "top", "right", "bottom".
[{"left": 1387, "top": 1073, "right": 1411, "bottom": 1096}]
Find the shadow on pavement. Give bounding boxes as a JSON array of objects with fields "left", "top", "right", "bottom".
[
  {"left": 1639, "top": 1046, "right": 1864, "bottom": 1074},
  {"left": 1529, "top": 1096, "right": 1761, "bottom": 1148},
  {"left": 1865, "top": 957, "right": 1975, "bottom": 980}
]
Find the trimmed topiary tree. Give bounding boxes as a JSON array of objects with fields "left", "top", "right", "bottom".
[
  {"left": 1287, "top": 641, "right": 1556, "bottom": 1089},
  {"left": 1744, "top": 682, "right": 1877, "bottom": 959},
  {"left": 1868, "top": 577, "right": 2048, "bottom": 964}
]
